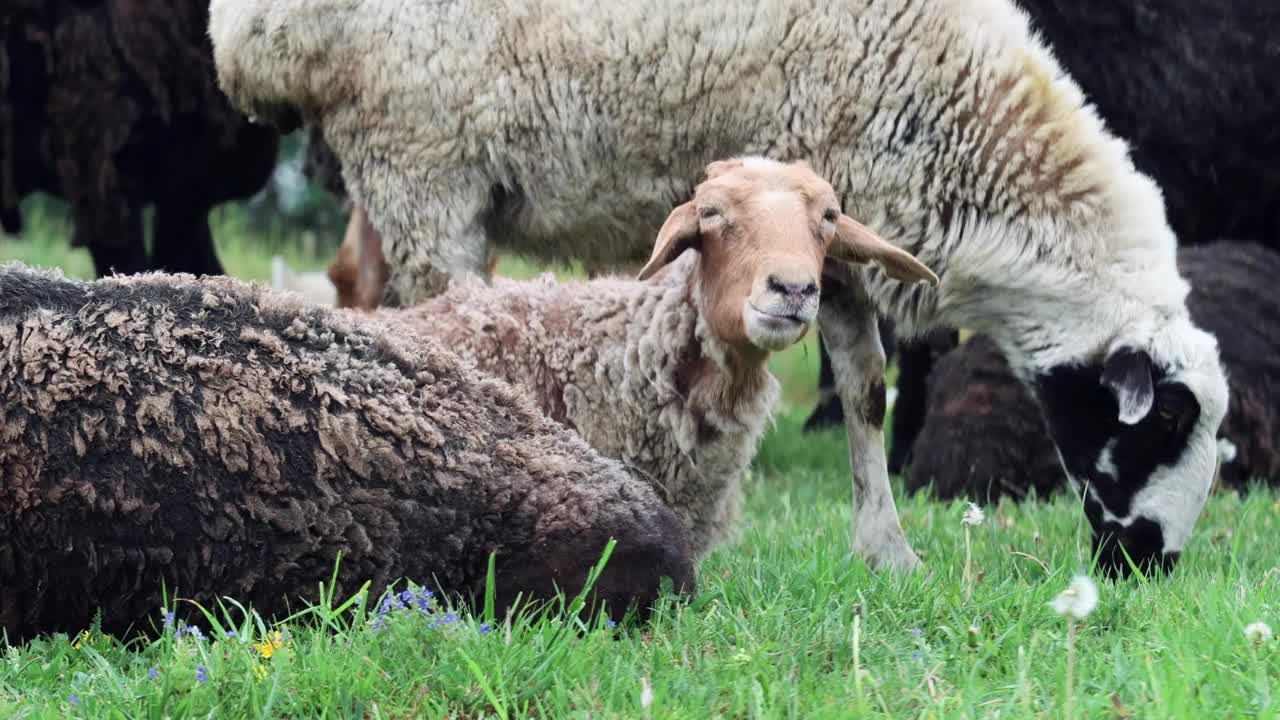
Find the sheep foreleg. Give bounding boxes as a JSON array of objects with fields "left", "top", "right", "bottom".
[{"left": 818, "top": 266, "right": 922, "bottom": 572}]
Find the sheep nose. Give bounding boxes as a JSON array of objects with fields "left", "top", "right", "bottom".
[{"left": 767, "top": 275, "right": 819, "bottom": 300}]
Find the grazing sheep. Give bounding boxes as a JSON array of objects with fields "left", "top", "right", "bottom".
[
  {"left": 0, "top": 0, "right": 279, "bottom": 278},
  {"left": 0, "top": 263, "right": 695, "bottom": 641},
  {"left": 806, "top": 0, "right": 1280, "bottom": 448},
  {"left": 374, "top": 157, "right": 939, "bottom": 559},
  {"left": 210, "top": 0, "right": 1230, "bottom": 575},
  {"left": 903, "top": 243, "right": 1280, "bottom": 513}
]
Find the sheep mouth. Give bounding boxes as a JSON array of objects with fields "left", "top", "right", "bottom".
[{"left": 745, "top": 304, "right": 811, "bottom": 350}]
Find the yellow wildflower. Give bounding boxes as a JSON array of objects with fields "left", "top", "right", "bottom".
[{"left": 254, "top": 631, "right": 285, "bottom": 659}]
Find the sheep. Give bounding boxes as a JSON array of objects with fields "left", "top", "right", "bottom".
[
  {"left": 370, "top": 157, "right": 939, "bottom": 559},
  {"left": 209, "top": 0, "right": 1231, "bottom": 576},
  {"left": 0, "top": 262, "right": 695, "bottom": 641},
  {"left": 0, "top": 0, "right": 279, "bottom": 278},
  {"left": 902, "top": 243, "right": 1280, "bottom": 513},
  {"left": 805, "top": 0, "right": 1280, "bottom": 446}
]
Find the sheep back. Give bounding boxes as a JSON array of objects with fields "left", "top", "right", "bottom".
[{"left": 0, "top": 264, "right": 694, "bottom": 640}]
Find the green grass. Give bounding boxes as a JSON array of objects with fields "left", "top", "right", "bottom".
[{"left": 2, "top": 210, "right": 1279, "bottom": 718}]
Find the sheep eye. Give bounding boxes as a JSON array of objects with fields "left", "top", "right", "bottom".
[
  {"left": 822, "top": 209, "right": 838, "bottom": 223},
  {"left": 699, "top": 206, "right": 721, "bottom": 220}
]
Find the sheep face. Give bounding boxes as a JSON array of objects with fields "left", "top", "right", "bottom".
[
  {"left": 1034, "top": 319, "right": 1228, "bottom": 577},
  {"left": 638, "top": 157, "right": 938, "bottom": 356}
]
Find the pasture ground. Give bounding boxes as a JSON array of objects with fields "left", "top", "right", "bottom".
[{"left": 1, "top": 207, "right": 1277, "bottom": 719}]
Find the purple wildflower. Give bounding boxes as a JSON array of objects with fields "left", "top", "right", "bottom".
[
  {"left": 224, "top": 630, "right": 238, "bottom": 639},
  {"left": 607, "top": 620, "right": 618, "bottom": 628},
  {"left": 184, "top": 625, "right": 206, "bottom": 641},
  {"left": 68, "top": 694, "right": 80, "bottom": 705},
  {"left": 479, "top": 623, "right": 492, "bottom": 634},
  {"left": 161, "top": 610, "right": 175, "bottom": 631},
  {"left": 413, "top": 589, "right": 434, "bottom": 613},
  {"left": 911, "top": 652, "right": 922, "bottom": 659},
  {"left": 195, "top": 666, "right": 208, "bottom": 684},
  {"left": 429, "top": 612, "right": 459, "bottom": 629},
  {"left": 147, "top": 668, "right": 159, "bottom": 680},
  {"left": 910, "top": 628, "right": 924, "bottom": 635}
]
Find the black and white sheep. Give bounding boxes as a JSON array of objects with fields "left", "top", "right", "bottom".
[
  {"left": 902, "top": 242, "right": 1280, "bottom": 514},
  {"left": 0, "top": 263, "right": 695, "bottom": 641},
  {"left": 0, "top": 0, "right": 279, "bottom": 278},
  {"left": 373, "top": 157, "right": 937, "bottom": 560},
  {"left": 209, "top": 0, "right": 1230, "bottom": 575}
]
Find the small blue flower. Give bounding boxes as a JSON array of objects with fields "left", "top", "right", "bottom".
[
  {"left": 911, "top": 652, "right": 922, "bottom": 659},
  {"left": 479, "top": 623, "right": 492, "bottom": 634},
  {"left": 161, "top": 610, "right": 175, "bottom": 630},
  {"left": 400, "top": 590, "right": 414, "bottom": 603},
  {"left": 184, "top": 625, "right": 206, "bottom": 641},
  {"left": 147, "top": 668, "right": 159, "bottom": 680},
  {"left": 910, "top": 628, "right": 924, "bottom": 635},
  {"left": 606, "top": 620, "right": 618, "bottom": 628},
  {"left": 68, "top": 694, "right": 80, "bottom": 705},
  {"left": 195, "top": 666, "right": 208, "bottom": 684}
]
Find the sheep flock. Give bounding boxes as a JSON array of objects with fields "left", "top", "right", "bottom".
[{"left": 0, "top": 0, "right": 1275, "bottom": 641}]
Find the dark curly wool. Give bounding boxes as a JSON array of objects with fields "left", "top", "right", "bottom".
[
  {"left": 0, "top": 0, "right": 279, "bottom": 277},
  {"left": 0, "top": 264, "right": 694, "bottom": 641},
  {"left": 900, "top": 242, "right": 1280, "bottom": 503},
  {"left": 1179, "top": 243, "right": 1280, "bottom": 490},
  {"left": 903, "top": 335, "right": 1066, "bottom": 503},
  {"left": 805, "top": 0, "right": 1280, "bottom": 435}
]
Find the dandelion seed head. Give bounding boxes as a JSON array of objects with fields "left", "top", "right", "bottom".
[
  {"left": 1048, "top": 574, "right": 1099, "bottom": 621},
  {"left": 1245, "top": 621, "right": 1273, "bottom": 644},
  {"left": 961, "top": 502, "right": 985, "bottom": 527}
]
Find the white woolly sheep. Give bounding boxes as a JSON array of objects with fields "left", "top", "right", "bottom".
[
  {"left": 0, "top": 262, "right": 695, "bottom": 640},
  {"left": 210, "top": 0, "right": 1230, "bottom": 576},
  {"left": 371, "top": 157, "right": 938, "bottom": 559}
]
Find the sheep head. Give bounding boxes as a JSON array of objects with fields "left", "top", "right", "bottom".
[{"left": 638, "top": 157, "right": 938, "bottom": 357}]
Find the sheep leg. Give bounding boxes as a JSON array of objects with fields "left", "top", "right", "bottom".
[
  {"left": 375, "top": 172, "right": 494, "bottom": 307},
  {"left": 818, "top": 266, "right": 921, "bottom": 571},
  {"left": 152, "top": 203, "right": 225, "bottom": 276}
]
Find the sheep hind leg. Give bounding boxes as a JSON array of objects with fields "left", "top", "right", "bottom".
[
  {"left": 374, "top": 172, "right": 495, "bottom": 308},
  {"left": 818, "top": 266, "right": 921, "bottom": 572}
]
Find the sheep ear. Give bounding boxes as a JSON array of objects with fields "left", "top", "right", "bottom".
[
  {"left": 830, "top": 215, "right": 940, "bottom": 286},
  {"left": 637, "top": 202, "right": 701, "bottom": 281},
  {"left": 1101, "top": 347, "right": 1155, "bottom": 425}
]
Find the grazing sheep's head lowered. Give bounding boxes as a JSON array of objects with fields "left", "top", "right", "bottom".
[
  {"left": 637, "top": 157, "right": 938, "bottom": 356},
  {"left": 1033, "top": 317, "right": 1228, "bottom": 577}
]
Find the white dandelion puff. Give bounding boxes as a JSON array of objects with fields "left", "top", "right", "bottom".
[
  {"left": 1048, "top": 575, "right": 1099, "bottom": 621},
  {"left": 1245, "top": 622, "right": 1273, "bottom": 644},
  {"left": 961, "top": 502, "right": 985, "bottom": 527}
]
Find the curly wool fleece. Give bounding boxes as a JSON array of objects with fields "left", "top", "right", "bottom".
[
  {"left": 377, "top": 252, "right": 779, "bottom": 560},
  {"left": 0, "top": 263, "right": 694, "bottom": 641}
]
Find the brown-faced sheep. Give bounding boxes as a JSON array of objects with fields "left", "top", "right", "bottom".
[
  {"left": 0, "top": 263, "right": 694, "bottom": 642},
  {"left": 0, "top": 0, "right": 278, "bottom": 278},
  {"left": 373, "top": 158, "right": 938, "bottom": 559},
  {"left": 901, "top": 242, "right": 1280, "bottom": 506}
]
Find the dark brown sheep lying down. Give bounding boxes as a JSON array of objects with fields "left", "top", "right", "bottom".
[
  {"left": 900, "top": 242, "right": 1280, "bottom": 503},
  {"left": 0, "top": 263, "right": 695, "bottom": 641}
]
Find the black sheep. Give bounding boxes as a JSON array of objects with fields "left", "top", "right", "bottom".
[
  {"left": 0, "top": 0, "right": 279, "bottom": 278},
  {"left": 0, "top": 263, "right": 695, "bottom": 642},
  {"left": 805, "top": 0, "right": 1280, "bottom": 438},
  {"left": 902, "top": 242, "right": 1280, "bottom": 503}
]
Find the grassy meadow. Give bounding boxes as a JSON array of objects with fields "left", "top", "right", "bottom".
[{"left": 1, "top": 200, "right": 1278, "bottom": 719}]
